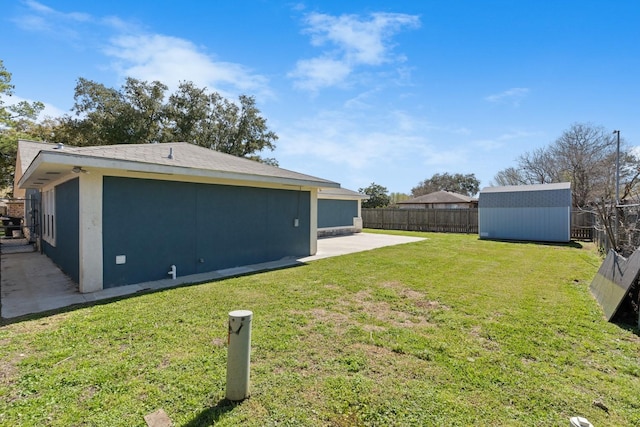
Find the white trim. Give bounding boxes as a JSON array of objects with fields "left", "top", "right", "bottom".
[
  {"left": 78, "top": 173, "right": 103, "bottom": 293},
  {"left": 42, "top": 187, "right": 56, "bottom": 246},
  {"left": 309, "top": 188, "right": 318, "bottom": 255}
]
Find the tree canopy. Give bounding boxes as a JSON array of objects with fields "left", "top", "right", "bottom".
[
  {"left": 493, "top": 123, "right": 635, "bottom": 207},
  {"left": 0, "top": 68, "right": 281, "bottom": 194},
  {"left": 0, "top": 60, "right": 44, "bottom": 194},
  {"left": 49, "top": 77, "right": 278, "bottom": 164},
  {"left": 411, "top": 172, "right": 480, "bottom": 197},
  {"left": 493, "top": 122, "right": 640, "bottom": 253},
  {"left": 359, "top": 182, "right": 390, "bottom": 208}
]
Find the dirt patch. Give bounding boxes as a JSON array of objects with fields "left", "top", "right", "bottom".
[
  {"left": 382, "top": 281, "right": 450, "bottom": 310},
  {"left": 352, "top": 343, "right": 432, "bottom": 378},
  {"left": 0, "top": 351, "right": 26, "bottom": 405},
  {"left": 469, "top": 326, "right": 500, "bottom": 351},
  {"left": 361, "top": 324, "right": 386, "bottom": 332},
  {"left": 382, "top": 282, "right": 423, "bottom": 300},
  {"left": 290, "top": 283, "right": 450, "bottom": 351},
  {"left": 298, "top": 308, "right": 352, "bottom": 329},
  {"left": 347, "top": 288, "right": 439, "bottom": 329},
  {"left": 0, "top": 356, "right": 18, "bottom": 385},
  {"left": 415, "top": 300, "right": 449, "bottom": 310}
]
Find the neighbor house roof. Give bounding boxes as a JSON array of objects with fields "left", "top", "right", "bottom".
[
  {"left": 17, "top": 140, "right": 340, "bottom": 190},
  {"left": 480, "top": 182, "right": 571, "bottom": 193},
  {"left": 398, "top": 190, "right": 476, "bottom": 205}
]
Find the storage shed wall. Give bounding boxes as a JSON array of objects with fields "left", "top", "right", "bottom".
[
  {"left": 102, "top": 177, "right": 311, "bottom": 288},
  {"left": 478, "top": 188, "right": 571, "bottom": 242}
]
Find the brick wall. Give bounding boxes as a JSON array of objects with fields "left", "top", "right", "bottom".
[{"left": 7, "top": 200, "right": 24, "bottom": 218}]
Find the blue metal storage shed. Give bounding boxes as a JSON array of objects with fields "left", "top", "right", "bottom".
[{"left": 478, "top": 182, "right": 572, "bottom": 243}]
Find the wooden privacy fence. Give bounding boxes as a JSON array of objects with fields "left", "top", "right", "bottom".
[
  {"left": 362, "top": 208, "right": 596, "bottom": 239},
  {"left": 362, "top": 208, "right": 478, "bottom": 234},
  {"left": 571, "top": 209, "right": 595, "bottom": 240}
]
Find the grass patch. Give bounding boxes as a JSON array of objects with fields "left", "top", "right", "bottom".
[{"left": 1, "top": 232, "right": 639, "bottom": 426}]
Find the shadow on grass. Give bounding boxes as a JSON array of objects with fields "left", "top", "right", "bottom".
[
  {"left": 615, "top": 320, "right": 640, "bottom": 337},
  {"left": 183, "top": 398, "right": 241, "bottom": 427},
  {"left": 610, "top": 284, "right": 640, "bottom": 336},
  {"left": 478, "top": 237, "right": 586, "bottom": 249}
]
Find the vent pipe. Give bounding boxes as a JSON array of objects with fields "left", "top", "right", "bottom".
[{"left": 226, "top": 310, "right": 253, "bottom": 401}]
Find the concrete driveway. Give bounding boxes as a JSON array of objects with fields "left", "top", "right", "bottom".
[
  {"left": 300, "top": 232, "right": 425, "bottom": 261},
  {"left": 1, "top": 232, "right": 425, "bottom": 320}
]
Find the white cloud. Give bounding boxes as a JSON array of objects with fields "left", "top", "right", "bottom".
[
  {"left": 304, "top": 12, "right": 418, "bottom": 65},
  {"left": 105, "top": 34, "right": 271, "bottom": 98},
  {"left": 485, "top": 87, "right": 530, "bottom": 106},
  {"left": 13, "top": 2, "right": 272, "bottom": 99},
  {"left": 473, "top": 129, "right": 541, "bottom": 151},
  {"left": 23, "top": 0, "right": 91, "bottom": 22},
  {"left": 290, "top": 11, "right": 420, "bottom": 91},
  {"left": 426, "top": 150, "right": 471, "bottom": 168},
  {"left": 0, "top": 94, "right": 66, "bottom": 121},
  {"left": 14, "top": 0, "right": 92, "bottom": 37},
  {"left": 288, "top": 57, "right": 352, "bottom": 91},
  {"left": 276, "top": 109, "right": 426, "bottom": 170}
]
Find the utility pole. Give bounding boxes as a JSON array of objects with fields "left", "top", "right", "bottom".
[{"left": 613, "top": 130, "right": 621, "bottom": 250}]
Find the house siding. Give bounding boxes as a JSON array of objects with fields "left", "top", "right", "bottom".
[
  {"left": 318, "top": 199, "right": 358, "bottom": 228},
  {"left": 102, "top": 177, "right": 310, "bottom": 288},
  {"left": 43, "top": 178, "right": 80, "bottom": 283},
  {"left": 478, "top": 186, "right": 571, "bottom": 242}
]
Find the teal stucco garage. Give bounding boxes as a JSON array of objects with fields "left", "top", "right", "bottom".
[{"left": 16, "top": 140, "right": 339, "bottom": 292}]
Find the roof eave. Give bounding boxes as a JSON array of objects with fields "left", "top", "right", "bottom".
[{"left": 19, "top": 151, "right": 340, "bottom": 190}]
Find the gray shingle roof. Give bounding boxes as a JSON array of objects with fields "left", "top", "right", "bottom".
[{"left": 17, "top": 140, "right": 340, "bottom": 189}]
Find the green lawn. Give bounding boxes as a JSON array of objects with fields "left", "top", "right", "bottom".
[{"left": 1, "top": 231, "right": 639, "bottom": 426}]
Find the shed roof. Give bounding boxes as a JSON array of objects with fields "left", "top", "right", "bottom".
[
  {"left": 17, "top": 140, "right": 339, "bottom": 190},
  {"left": 398, "top": 190, "right": 476, "bottom": 204},
  {"left": 480, "top": 182, "right": 571, "bottom": 194}
]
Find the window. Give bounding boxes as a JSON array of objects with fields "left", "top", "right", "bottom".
[{"left": 42, "top": 188, "right": 55, "bottom": 245}]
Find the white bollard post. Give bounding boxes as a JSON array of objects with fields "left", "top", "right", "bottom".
[{"left": 225, "top": 310, "right": 253, "bottom": 401}]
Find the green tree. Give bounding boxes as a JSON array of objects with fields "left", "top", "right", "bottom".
[
  {"left": 54, "top": 77, "right": 169, "bottom": 146},
  {"left": 52, "top": 78, "right": 278, "bottom": 164},
  {"left": 389, "top": 192, "right": 410, "bottom": 205},
  {"left": 359, "top": 183, "right": 390, "bottom": 208},
  {"left": 411, "top": 172, "right": 480, "bottom": 197},
  {"left": 492, "top": 122, "right": 640, "bottom": 252},
  {"left": 166, "top": 82, "right": 277, "bottom": 163},
  {"left": 0, "top": 60, "right": 44, "bottom": 194},
  {"left": 492, "top": 123, "right": 628, "bottom": 207}
]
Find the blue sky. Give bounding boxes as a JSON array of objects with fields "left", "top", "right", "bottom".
[{"left": 2, "top": 1, "right": 639, "bottom": 194}]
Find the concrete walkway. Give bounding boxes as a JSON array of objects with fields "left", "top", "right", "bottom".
[{"left": 1, "top": 232, "right": 424, "bottom": 320}]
